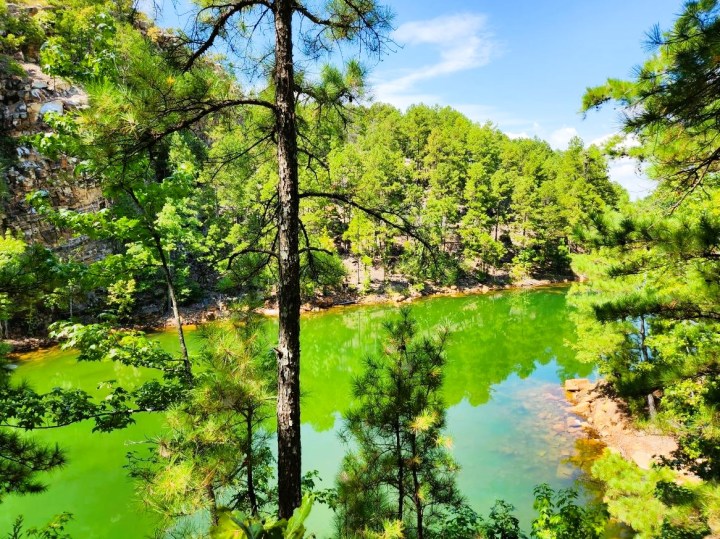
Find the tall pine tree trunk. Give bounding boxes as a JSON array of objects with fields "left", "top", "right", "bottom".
[
  {"left": 274, "top": 0, "right": 302, "bottom": 519},
  {"left": 395, "top": 420, "right": 404, "bottom": 522},
  {"left": 246, "top": 410, "right": 259, "bottom": 515},
  {"left": 638, "top": 315, "right": 657, "bottom": 419},
  {"left": 410, "top": 433, "right": 424, "bottom": 539}
]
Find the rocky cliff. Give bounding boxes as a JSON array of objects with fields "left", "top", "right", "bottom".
[{"left": 1, "top": 29, "right": 107, "bottom": 260}]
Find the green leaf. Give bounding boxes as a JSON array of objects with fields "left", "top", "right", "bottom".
[{"left": 285, "top": 495, "right": 313, "bottom": 538}]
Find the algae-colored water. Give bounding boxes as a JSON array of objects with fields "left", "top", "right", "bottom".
[{"left": 1, "top": 286, "right": 593, "bottom": 538}]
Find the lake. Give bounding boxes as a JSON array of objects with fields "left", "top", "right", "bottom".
[{"left": 1, "top": 286, "right": 594, "bottom": 538}]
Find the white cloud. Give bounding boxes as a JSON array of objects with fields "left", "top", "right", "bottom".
[
  {"left": 589, "top": 132, "right": 615, "bottom": 148},
  {"left": 608, "top": 157, "right": 655, "bottom": 200},
  {"left": 548, "top": 126, "right": 579, "bottom": 150},
  {"left": 452, "top": 104, "right": 532, "bottom": 128},
  {"left": 499, "top": 123, "right": 584, "bottom": 148},
  {"left": 506, "top": 131, "right": 530, "bottom": 140},
  {"left": 372, "top": 14, "right": 497, "bottom": 107},
  {"left": 589, "top": 132, "right": 641, "bottom": 150}
]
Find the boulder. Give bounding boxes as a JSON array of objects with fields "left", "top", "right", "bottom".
[
  {"left": 40, "top": 100, "right": 63, "bottom": 116},
  {"left": 590, "top": 400, "right": 625, "bottom": 433},
  {"left": 569, "top": 401, "right": 591, "bottom": 416},
  {"left": 566, "top": 416, "right": 583, "bottom": 429},
  {"left": 564, "top": 378, "right": 591, "bottom": 392},
  {"left": 27, "top": 102, "right": 42, "bottom": 123},
  {"left": 315, "top": 296, "right": 334, "bottom": 308}
]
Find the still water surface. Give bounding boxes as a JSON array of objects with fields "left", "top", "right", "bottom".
[{"left": 1, "top": 286, "right": 593, "bottom": 538}]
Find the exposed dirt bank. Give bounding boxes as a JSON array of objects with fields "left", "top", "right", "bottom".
[{"left": 4, "top": 337, "right": 55, "bottom": 354}]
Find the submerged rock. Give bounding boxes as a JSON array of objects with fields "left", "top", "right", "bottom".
[{"left": 556, "top": 462, "right": 576, "bottom": 479}]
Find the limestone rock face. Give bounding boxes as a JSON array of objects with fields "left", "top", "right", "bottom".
[{"left": 39, "top": 100, "right": 63, "bottom": 116}]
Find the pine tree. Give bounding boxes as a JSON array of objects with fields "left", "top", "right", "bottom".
[
  {"left": 336, "top": 308, "right": 463, "bottom": 539},
  {"left": 129, "top": 308, "right": 276, "bottom": 532},
  {"left": 578, "top": 0, "right": 720, "bottom": 480},
  {"left": 0, "top": 343, "right": 65, "bottom": 502}
]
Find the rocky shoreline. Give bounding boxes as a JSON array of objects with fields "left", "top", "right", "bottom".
[
  {"left": 6, "top": 276, "right": 575, "bottom": 354},
  {"left": 139, "top": 276, "right": 575, "bottom": 330},
  {"left": 564, "top": 378, "right": 682, "bottom": 472},
  {"left": 259, "top": 276, "right": 576, "bottom": 317}
]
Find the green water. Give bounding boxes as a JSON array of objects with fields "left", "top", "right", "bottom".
[{"left": 1, "top": 286, "right": 593, "bottom": 538}]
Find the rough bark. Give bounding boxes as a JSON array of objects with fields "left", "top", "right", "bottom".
[
  {"left": 246, "top": 410, "right": 258, "bottom": 515},
  {"left": 411, "top": 433, "right": 424, "bottom": 539},
  {"left": 395, "top": 420, "right": 404, "bottom": 522},
  {"left": 273, "top": 0, "right": 302, "bottom": 519}
]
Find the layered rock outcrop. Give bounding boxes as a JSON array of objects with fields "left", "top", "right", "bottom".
[{"left": 1, "top": 49, "right": 107, "bottom": 260}]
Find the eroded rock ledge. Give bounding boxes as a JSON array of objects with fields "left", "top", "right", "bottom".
[{"left": 564, "top": 378, "right": 679, "bottom": 471}]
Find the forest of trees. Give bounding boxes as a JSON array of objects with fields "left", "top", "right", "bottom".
[
  {"left": 0, "top": 0, "right": 627, "bottom": 340},
  {"left": 0, "top": 88, "right": 622, "bottom": 338},
  {"left": 2, "top": 0, "right": 720, "bottom": 537}
]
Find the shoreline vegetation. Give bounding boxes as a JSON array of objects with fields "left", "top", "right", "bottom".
[
  {"left": 265, "top": 273, "right": 577, "bottom": 316},
  {"left": 6, "top": 273, "right": 578, "bottom": 355},
  {"left": 3, "top": 0, "right": 720, "bottom": 534}
]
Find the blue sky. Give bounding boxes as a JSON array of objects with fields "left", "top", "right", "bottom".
[
  {"left": 367, "top": 0, "right": 683, "bottom": 198},
  {"left": 153, "top": 0, "right": 685, "bottom": 198}
]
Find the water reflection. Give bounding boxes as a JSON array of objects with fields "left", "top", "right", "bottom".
[
  {"left": 300, "top": 287, "right": 593, "bottom": 430},
  {"left": 300, "top": 287, "right": 595, "bottom": 535},
  {"left": 6, "top": 286, "right": 595, "bottom": 538}
]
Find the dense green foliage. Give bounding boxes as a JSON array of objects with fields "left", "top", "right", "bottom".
[
  {"left": 575, "top": 0, "right": 720, "bottom": 475},
  {"left": 6, "top": 0, "right": 720, "bottom": 536},
  {"left": 335, "top": 308, "right": 461, "bottom": 538},
  {"left": 53, "top": 321, "right": 189, "bottom": 419},
  {"left": 569, "top": 0, "right": 720, "bottom": 536},
  {"left": 0, "top": 234, "right": 84, "bottom": 335},
  {"left": 590, "top": 451, "right": 714, "bottom": 539},
  {"left": 0, "top": 343, "right": 65, "bottom": 503},
  {"left": 129, "top": 311, "right": 277, "bottom": 533},
  {"left": 326, "top": 107, "right": 619, "bottom": 283},
  {"left": 5, "top": 100, "right": 620, "bottom": 334},
  {"left": 529, "top": 484, "right": 605, "bottom": 539},
  {"left": 0, "top": 0, "right": 621, "bottom": 338},
  {"left": 0, "top": 0, "right": 45, "bottom": 60}
]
